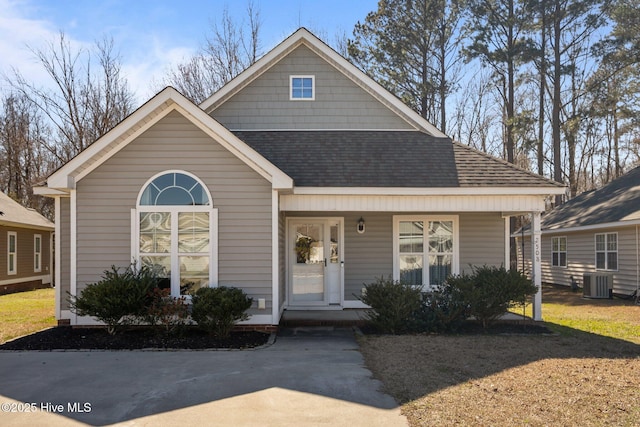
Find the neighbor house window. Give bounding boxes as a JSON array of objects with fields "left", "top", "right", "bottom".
[
  {"left": 136, "top": 171, "right": 217, "bottom": 297},
  {"left": 595, "top": 232, "right": 617, "bottom": 270},
  {"left": 551, "top": 236, "right": 567, "bottom": 267},
  {"left": 290, "top": 75, "right": 314, "bottom": 100},
  {"left": 8, "top": 231, "right": 17, "bottom": 275},
  {"left": 394, "top": 216, "right": 458, "bottom": 288},
  {"left": 34, "top": 234, "right": 42, "bottom": 273}
]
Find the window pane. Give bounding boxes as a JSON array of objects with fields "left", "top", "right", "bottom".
[
  {"left": 9, "top": 254, "right": 15, "bottom": 271},
  {"left": 429, "top": 221, "right": 453, "bottom": 253},
  {"left": 552, "top": 238, "right": 558, "bottom": 251},
  {"left": 608, "top": 253, "right": 617, "bottom": 270},
  {"left": 400, "top": 255, "right": 423, "bottom": 286},
  {"left": 180, "top": 256, "right": 209, "bottom": 295},
  {"left": 607, "top": 233, "right": 617, "bottom": 251},
  {"left": 559, "top": 253, "right": 567, "bottom": 267},
  {"left": 156, "top": 187, "right": 193, "bottom": 205},
  {"left": 9, "top": 235, "right": 15, "bottom": 252},
  {"left": 295, "top": 224, "right": 323, "bottom": 264},
  {"left": 429, "top": 254, "right": 451, "bottom": 286},
  {"left": 596, "top": 252, "right": 606, "bottom": 269},
  {"left": 559, "top": 238, "right": 567, "bottom": 251},
  {"left": 330, "top": 224, "right": 339, "bottom": 263},
  {"left": 140, "top": 212, "right": 171, "bottom": 253},
  {"left": 595, "top": 234, "right": 605, "bottom": 251},
  {"left": 179, "top": 212, "right": 209, "bottom": 253},
  {"left": 552, "top": 253, "right": 559, "bottom": 266},
  {"left": 35, "top": 237, "right": 41, "bottom": 252},
  {"left": 141, "top": 256, "right": 171, "bottom": 279},
  {"left": 399, "top": 221, "right": 423, "bottom": 253}
]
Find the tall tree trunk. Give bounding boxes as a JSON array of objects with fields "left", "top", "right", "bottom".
[
  {"left": 538, "top": 0, "right": 547, "bottom": 176},
  {"left": 552, "top": 0, "right": 563, "bottom": 205}
]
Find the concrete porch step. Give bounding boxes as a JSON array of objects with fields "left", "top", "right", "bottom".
[{"left": 279, "top": 309, "right": 368, "bottom": 327}]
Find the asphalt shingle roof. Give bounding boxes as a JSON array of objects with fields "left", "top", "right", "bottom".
[
  {"left": 233, "top": 130, "right": 562, "bottom": 188},
  {"left": 0, "top": 192, "right": 53, "bottom": 229},
  {"left": 539, "top": 166, "right": 640, "bottom": 230}
]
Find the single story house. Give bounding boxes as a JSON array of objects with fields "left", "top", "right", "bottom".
[
  {"left": 35, "top": 28, "right": 564, "bottom": 327},
  {"left": 517, "top": 166, "right": 640, "bottom": 298},
  {"left": 0, "top": 192, "right": 54, "bottom": 294}
]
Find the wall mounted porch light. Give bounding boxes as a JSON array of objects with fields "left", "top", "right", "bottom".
[{"left": 357, "top": 217, "right": 366, "bottom": 234}]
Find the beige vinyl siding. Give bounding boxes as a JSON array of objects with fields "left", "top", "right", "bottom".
[
  {"left": 517, "top": 225, "right": 639, "bottom": 295},
  {"left": 459, "top": 212, "right": 506, "bottom": 273},
  {"left": 0, "top": 225, "right": 51, "bottom": 284},
  {"left": 211, "top": 45, "right": 413, "bottom": 130},
  {"left": 75, "top": 110, "right": 273, "bottom": 313},
  {"left": 278, "top": 211, "right": 286, "bottom": 307},
  {"left": 59, "top": 198, "right": 71, "bottom": 310}
]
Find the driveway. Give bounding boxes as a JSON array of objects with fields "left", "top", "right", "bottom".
[{"left": 0, "top": 327, "right": 407, "bottom": 426}]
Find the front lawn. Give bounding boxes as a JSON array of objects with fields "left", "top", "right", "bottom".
[
  {"left": 0, "top": 288, "right": 56, "bottom": 344},
  {"left": 359, "top": 285, "right": 640, "bottom": 426}
]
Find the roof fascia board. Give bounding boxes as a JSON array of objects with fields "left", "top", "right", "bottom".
[
  {"left": 514, "top": 219, "right": 640, "bottom": 237},
  {"left": 200, "top": 28, "right": 447, "bottom": 138},
  {"left": 33, "top": 187, "right": 70, "bottom": 196},
  {"left": 0, "top": 220, "right": 54, "bottom": 231},
  {"left": 292, "top": 186, "right": 566, "bottom": 196}
]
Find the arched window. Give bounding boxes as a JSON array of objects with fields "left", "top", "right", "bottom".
[{"left": 136, "top": 171, "right": 217, "bottom": 297}]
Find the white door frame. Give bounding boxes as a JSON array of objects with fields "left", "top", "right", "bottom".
[{"left": 286, "top": 217, "right": 344, "bottom": 310}]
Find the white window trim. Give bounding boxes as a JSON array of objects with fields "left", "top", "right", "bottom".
[
  {"left": 7, "top": 231, "right": 17, "bottom": 275},
  {"left": 34, "top": 234, "right": 42, "bottom": 273},
  {"left": 133, "top": 171, "right": 218, "bottom": 298},
  {"left": 392, "top": 215, "right": 459, "bottom": 288},
  {"left": 551, "top": 236, "right": 567, "bottom": 268},
  {"left": 289, "top": 75, "right": 315, "bottom": 101},
  {"left": 595, "top": 232, "right": 618, "bottom": 271}
]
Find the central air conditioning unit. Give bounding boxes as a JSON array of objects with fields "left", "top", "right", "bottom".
[{"left": 583, "top": 273, "right": 613, "bottom": 299}]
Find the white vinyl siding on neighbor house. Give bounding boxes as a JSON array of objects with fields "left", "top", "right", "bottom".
[
  {"left": 74, "top": 111, "right": 273, "bottom": 316},
  {"left": 517, "top": 226, "right": 638, "bottom": 295},
  {"left": 7, "top": 231, "right": 17, "bottom": 275},
  {"left": 210, "top": 45, "right": 414, "bottom": 130}
]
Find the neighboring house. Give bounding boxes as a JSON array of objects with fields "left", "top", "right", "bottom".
[
  {"left": 0, "top": 192, "right": 54, "bottom": 294},
  {"left": 35, "top": 28, "right": 564, "bottom": 327},
  {"left": 516, "top": 166, "right": 640, "bottom": 298}
]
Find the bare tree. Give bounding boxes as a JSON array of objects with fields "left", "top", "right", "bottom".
[
  {"left": 6, "top": 33, "right": 135, "bottom": 164},
  {"left": 0, "top": 93, "right": 55, "bottom": 217},
  {"left": 161, "top": 1, "right": 262, "bottom": 104}
]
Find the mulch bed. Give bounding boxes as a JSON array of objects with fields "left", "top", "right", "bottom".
[{"left": 0, "top": 327, "right": 271, "bottom": 350}]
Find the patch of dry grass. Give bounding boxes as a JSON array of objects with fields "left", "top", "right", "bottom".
[
  {"left": 0, "top": 288, "right": 55, "bottom": 344},
  {"left": 359, "top": 286, "right": 640, "bottom": 426}
]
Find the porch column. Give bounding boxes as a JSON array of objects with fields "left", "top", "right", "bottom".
[{"left": 531, "top": 211, "right": 542, "bottom": 321}]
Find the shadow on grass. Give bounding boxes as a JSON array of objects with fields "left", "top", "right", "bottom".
[{"left": 358, "top": 322, "right": 640, "bottom": 404}]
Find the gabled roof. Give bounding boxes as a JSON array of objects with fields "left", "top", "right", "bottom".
[
  {"left": 0, "top": 192, "right": 53, "bottom": 230},
  {"left": 200, "top": 28, "right": 447, "bottom": 138},
  {"left": 37, "top": 87, "right": 293, "bottom": 194},
  {"left": 539, "top": 166, "right": 640, "bottom": 231},
  {"left": 233, "top": 130, "right": 565, "bottom": 191}
]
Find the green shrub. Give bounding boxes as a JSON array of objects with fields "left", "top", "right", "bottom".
[
  {"left": 68, "top": 264, "right": 159, "bottom": 335},
  {"left": 191, "top": 286, "right": 253, "bottom": 338},
  {"left": 446, "top": 266, "right": 538, "bottom": 330},
  {"left": 413, "top": 284, "right": 469, "bottom": 333},
  {"left": 359, "top": 277, "right": 422, "bottom": 334},
  {"left": 143, "top": 287, "right": 189, "bottom": 335}
]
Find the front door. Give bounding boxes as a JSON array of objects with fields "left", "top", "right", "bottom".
[{"left": 288, "top": 218, "right": 343, "bottom": 307}]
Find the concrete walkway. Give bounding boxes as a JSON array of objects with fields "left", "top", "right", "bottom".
[{"left": 0, "top": 327, "right": 407, "bottom": 426}]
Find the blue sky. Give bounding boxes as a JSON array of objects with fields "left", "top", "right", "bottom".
[{"left": 0, "top": 0, "right": 378, "bottom": 102}]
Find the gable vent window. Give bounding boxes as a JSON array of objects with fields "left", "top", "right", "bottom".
[{"left": 290, "top": 75, "right": 315, "bottom": 100}]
